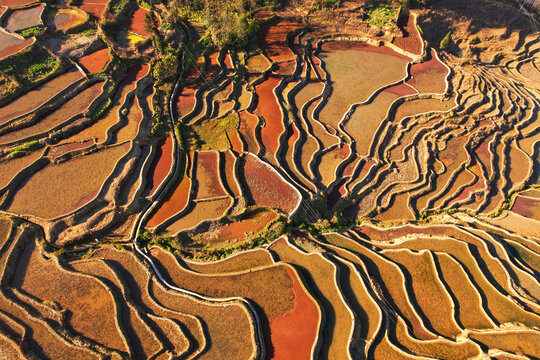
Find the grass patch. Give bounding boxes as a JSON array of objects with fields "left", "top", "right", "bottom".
[
  {"left": 188, "top": 113, "right": 239, "bottom": 151},
  {"left": 92, "top": 97, "right": 112, "bottom": 120},
  {"left": 126, "top": 31, "right": 145, "bottom": 44},
  {"left": 19, "top": 26, "right": 43, "bottom": 38},
  {"left": 10, "top": 141, "right": 41, "bottom": 158},
  {"left": 365, "top": 4, "right": 398, "bottom": 27},
  {"left": 0, "top": 46, "right": 60, "bottom": 87}
]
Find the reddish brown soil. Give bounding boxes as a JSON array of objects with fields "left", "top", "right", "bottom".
[
  {"left": 176, "top": 84, "right": 198, "bottom": 117},
  {"left": 115, "top": 96, "right": 143, "bottom": 142},
  {"left": 80, "top": 0, "right": 108, "bottom": 19},
  {"left": 78, "top": 48, "right": 111, "bottom": 74},
  {"left": 384, "top": 82, "right": 418, "bottom": 97},
  {"left": 511, "top": 195, "right": 540, "bottom": 221},
  {"left": 227, "top": 130, "right": 244, "bottom": 154},
  {"left": 241, "top": 154, "right": 299, "bottom": 214},
  {"left": 148, "top": 135, "right": 173, "bottom": 196},
  {"left": 0, "top": 0, "right": 34, "bottom": 6},
  {"left": 147, "top": 177, "right": 191, "bottom": 228},
  {"left": 268, "top": 266, "right": 319, "bottom": 360},
  {"left": 258, "top": 21, "right": 302, "bottom": 61},
  {"left": 4, "top": 4, "right": 44, "bottom": 32},
  {"left": 0, "top": 30, "right": 34, "bottom": 60},
  {"left": 0, "top": 69, "right": 84, "bottom": 125},
  {"left": 448, "top": 165, "right": 484, "bottom": 205},
  {"left": 255, "top": 75, "right": 283, "bottom": 155},
  {"left": 275, "top": 60, "right": 296, "bottom": 76},
  {"left": 195, "top": 151, "right": 226, "bottom": 199},
  {"left": 208, "top": 211, "right": 278, "bottom": 244},
  {"left": 393, "top": 13, "right": 423, "bottom": 55},
  {"left": 407, "top": 49, "right": 448, "bottom": 94},
  {"left": 122, "top": 64, "right": 149, "bottom": 88},
  {"left": 129, "top": 7, "right": 150, "bottom": 37},
  {"left": 48, "top": 140, "right": 94, "bottom": 157}
]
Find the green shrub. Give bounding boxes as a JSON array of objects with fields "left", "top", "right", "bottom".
[
  {"left": 111, "top": 0, "right": 128, "bottom": 14},
  {"left": 19, "top": 26, "right": 43, "bottom": 37},
  {"left": 93, "top": 97, "right": 112, "bottom": 119},
  {"left": 140, "top": 0, "right": 152, "bottom": 10},
  {"left": 160, "top": 22, "right": 172, "bottom": 31},
  {"left": 152, "top": 53, "right": 179, "bottom": 82},
  {"left": 365, "top": 5, "right": 398, "bottom": 27},
  {"left": 440, "top": 31, "right": 452, "bottom": 50},
  {"left": 9, "top": 141, "right": 40, "bottom": 158}
]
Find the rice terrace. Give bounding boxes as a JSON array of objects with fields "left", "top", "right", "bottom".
[{"left": 0, "top": 0, "right": 539, "bottom": 358}]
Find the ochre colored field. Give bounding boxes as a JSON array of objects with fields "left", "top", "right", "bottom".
[
  {"left": 0, "top": 69, "right": 84, "bottom": 125},
  {"left": 161, "top": 197, "right": 231, "bottom": 235},
  {"left": 7, "top": 144, "right": 128, "bottom": 219},
  {"left": 195, "top": 151, "right": 227, "bottom": 199},
  {"left": 0, "top": 81, "right": 105, "bottom": 144},
  {"left": 183, "top": 248, "right": 274, "bottom": 274},
  {"left": 13, "top": 238, "right": 125, "bottom": 352},
  {"left": 407, "top": 49, "right": 449, "bottom": 93},
  {"left": 51, "top": 8, "right": 88, "bottom": 31}
]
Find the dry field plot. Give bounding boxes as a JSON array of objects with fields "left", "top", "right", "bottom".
[{"left": 0, "top": 1, "right": 538, "bottom": 359}]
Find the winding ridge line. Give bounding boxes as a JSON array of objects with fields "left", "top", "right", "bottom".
[{"left": 127, "top": 28, "right": 266, "bottom": 360}]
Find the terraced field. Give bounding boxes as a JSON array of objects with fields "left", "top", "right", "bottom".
[{"left": 0, "top": 0, "right": 538, "bottom": 358}]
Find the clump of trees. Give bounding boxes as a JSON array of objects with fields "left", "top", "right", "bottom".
[{"left": 169, "top": 0, "right": 286, "bottom": 49}]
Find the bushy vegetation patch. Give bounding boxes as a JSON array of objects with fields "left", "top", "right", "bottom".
[
  {"left": 0, "top": 46, "right": 60, "bottom": 86},
  {"left": 9, "top": 141, "right": 41, "bottom": 158},
  {"left": 365, "top": 4, "right": 398, "bottom": 27},
  {"left": 19, "top": 26, "right": 44, "bottom": 38}
]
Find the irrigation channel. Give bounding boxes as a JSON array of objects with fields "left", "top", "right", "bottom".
[{"left": 126, "top": 36, "right": 267, "bottom": 359}]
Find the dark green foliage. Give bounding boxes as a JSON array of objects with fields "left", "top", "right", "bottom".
[{"left": 152, "top": 53, "right": 179, "bottom": 82}]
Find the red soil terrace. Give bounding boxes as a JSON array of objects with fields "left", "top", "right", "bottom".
[
  {"left": 77, "top": 48, "right": 111, "bottom": 74},
  {"left": 129, "top": 6, "right": 150, "bottom": 37},
  {"left": 242, "top": 154, "right": 299, "bottom": 214},
  {"left": 268, "top": 265, "right": 319, "bottom": 360},
  {"left": 148, "top": 135, "right": 174, "bottom": 196},
  {"left": 255, "top": 75, "right": 283, "bottom": 155}
]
